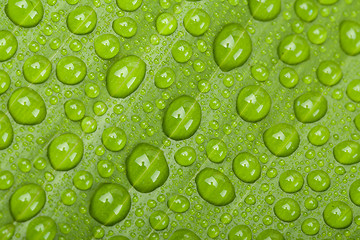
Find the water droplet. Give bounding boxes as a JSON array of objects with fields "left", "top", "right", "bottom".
[
  {"left": 5, "top": 0, "right": 43, "bottom": 28},
  {"left": 346, "top": 79, "right": 360, "bottom": 102},
  {"left": 81, "top": 116, "right": 97, "bottom": 133},
  {"left": 233, "top": 152, "right": 261, "bottom": 183},
  {"left": 0, "top": 170, "right": 14, "bottom": 190},
  {"left": 307, "top": 125, "right": 330, "bottom": 146},
  {"left": 301, "top": 218, "right": 320, "bottom": 236},
  {"left": 183, "top": 8, "right": 210, "bottom": 36},
  {"left": 97, "top": 160, "right": 115, "bottom": 178},
  {"left": 279, "top": 67, "right": 299, "bottom": 88},
  {"left": 279, "top": 170, "right": 304, "bottom": 193},
  {"left": 0, "top": 70, "right": 10, "bottom": 95},
  {"left": 278, "top": 34, "right": 310, "bottom": 65},
  {"left": 295, "top": 0, "right": 318, "bottom": 22},
  {"left": 149, "top": 210, "right": 169, "bottom": 231},
  {"left": 113, "top": 17, "right": 138, "bottom": 38},
  {"left": 0, "top": 223, "right": 15, "bottom": 240},
  {"left": 206, "top": 138, "right": 227, "bottom": 163},
  {"left": 256, "top": 229, "right": 284, "bottom": 240},
  {"left": 169, "top": 229, "right": 200, "bottom": 240},
  {"left": 0, "top": 30, "right": 17, "bottom": 62},
  {"left": 318, "top": 0, "right": 338, "bottom": 5},
  {"left": 307, "top": 24, "right": 327, "bottom": 44},
  {"left": 156, "top": 13, "right": 177, "bottom": 35},
  {"left": 167, "top": 195, "right": 190, "bottom": 213},
  {"left": 94, "top": 34, "right": 120, "bottom": 60},
  {"left": 274, "top": 198, "right": 301, "bottom": 222},
  {"left": 64, "top": 99, "right": 86, "bottom": 121},
  {"left": 171, "top": 40, "right": 193, "bottom": 63},
  {"left": 116, "top": 0, "right": 142, "bottom": 11},
  {"left": 0, "top": 111, "right": 13, "bottom": 150},
  {"left": 294, "top": 92, "right": 327, "bottom": 123},
  {"left": 61, "top": 189, "right": 77, "bottom": 206},
  {"left": 67, "top": 6, "right": 97, "bottom": 35},
  {"left": 73, "top": 170, "right": 93, "bottom": 190},
  {"left": 154, "top": 67, "right": 175, "bottom": 89},
  {"left": 26, "top": 216, "right": 57, "bottom": 240},
  {"left": 248, "top": 0, "right": 281, "bottom": 21},
  {"left": 23, "top": 55, "right": 52, "bottom": 84},
  {"left": 323, "top": 201, "right": 352, "bottom": 229},
  {"left": 333, "top": 140, "right": 360, "bottom": 165},
  {"left": 228, "top": 225, "right": 252, "bottom": 240},
  {"left": 56, "top": 56, "right": 87, "bottom": 85},
  {"left": 316, "top": 60, "right": 342, "bottom": 86},
  {"left": 174, "top": 146, "right": 196, "bottom": 166},
  {"left": 102, "top": 126, "right": 127, "bottom": 152},
  {"left": 340, "top": 20, "right": 360, "bottom": 56},
  {"left": 307, "top": 170, "right": 330, "bottom": 192}
]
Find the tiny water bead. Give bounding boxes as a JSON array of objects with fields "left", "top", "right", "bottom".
[
  {"left": 307, "top": 170, "right": 330, "bottom": 192},
  {"left": 149, "top": 210, "right": 169, "bottom": 231},
  {"left": 279, "top": 170, "right": 304, "bottom": 193},
  {"left": 316, "top": 60, "right": 342, "bottom": 86},
  {"left": 167, "top": 195, "right": 190, "bottom": 213},
  {"left": 61, "top": 189, "right": 77, "bottom": 206},
  {"left": 5, "top": 0, "right": 43, "bottom": 28},
  {"left": 0, "top": 111, "right": 13, "bottom": 150},
  {"left": 94, "top": 34, "right": 120, "bottom": 60},
  {"left": 236, "top": 85, "right": 271, "bottom": 122},
  {"left": 64, "top": 99, "right": 86, "bottom": 121},
  {"left": 183, "top": 8, "right": 210, "bottom": 37},
  {"left": 48, "top": 133, "right": 84, "bottom": 171},
  {"left": 113, "top": 17, "right": 137, "bottom": 38},
  {"left": 56, "top": 56, "right": 87, "bottom": 85},
  {"left": 206, "top": 138, "right": 227, "bottom": 163},
  {"left": 162, "top": 95, "right": 201, "bottom": 140},
  {"left": 274, "top": 198, "right": 301, "bottom": 222},
  {"left": 294, "top": 0, "right": 318, "bottom": 22},
  {"left": 90, "top": 183, "right": 131, "bottom": 226},
  {"left": 263, "top": 123, "right": 300, "bottom": 157},
  {"left": 0, "top": 30, "right": 17, "bottom": 62},
  {"left": 67, "top": 6, "right": 97, "bottom": 35},
  {"left": 102, "top": 126, "right": 127, "bottom": 152},
  {"left": 106, "top": 55, "right": 146, "bottom": 98},
  {"left": 346, "top": 79, "right": 360, "bottom": 102},
  {"left": 279, "top": 67, "right": 299, "bottom": 88},
  {"left": 174, "top": 146, "right": 196, "bottom": 166},
  {"left": 307, "top": 125, "right": 330, "bottom": 146},
  {"left": 0, "top": 170, "right": 14, "bottom": 190},
  {"left": 10, "top": 184, "right": 46, "bottom": 222},
  {"left": 323, "top": 201, "right": 353, "bottom": 229},
  {"left": 23, "top": 55, "right": 52, "bottom": 84},
  {"left": 301, "top": 218, "right": 320, "bottom": 236},
  {"left": 0, "top": 70, "right": 10, "bottom": 94},
  {"left": 156, "top": 13, "right": 177, "bottom": 36},
  {"left": 213, "top": 23, "right": 252, "bottom": 72},
  {"left": 349, "top": 179, "right": 360, "bottom": 206},
  {"left": 307, "top": 24, "right": 327, "bottom": 44},
  {"left": 294, "top": 92, "right": 328, "bottom": 123},
  {"left": 233, "top": 152, "right": 261, "bottom": 183},
  {"left": 248, "top": 0, "right": 281, "bottom": 21},
  {"left": 81, "top": 116, "right": 97, "bottom": 133},
  {"left": 195, "top": 167, "right": 235, "bottom": 206},
  {"left": 26, "top": 216, "right": 57, "bottom": 240},
  {"left": 8, "top": 87, "right": 47, "bottom": 125},
  {"left": 228, "top": 225, "right": 252, "bottom": 240},
  {"left": 171, "top": 40, "right": 193, "bottom": 63},
  {"left": 278, "top": 34, "right": 310, "bottom": 65},
  {"left": 126, "top": 143, "right": 169, "bottom": 193},
  {"left": 116, "top": 0, "right": 142, "bottom": 12},
  {"left": 154, "top": 67, "right": 175, "bottom": 89},
  {"left": 169, "top": 229, "right": 200, "bottom": 240},
  {"left": 340, "top": 20, "right": 360, "bottom": 56},
  {"left": 333, "top": 140, "right": 360, "bottom": 165},
  {"left": 256, "top": 229, "right": 284, "bottom": 240}
]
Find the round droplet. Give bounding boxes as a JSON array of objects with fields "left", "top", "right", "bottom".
[
  {"left": 172, "top": 40, "right": 193, "bottom": 63},
  {"left": 279, "top": 170, "right": 304, "bottom": 193},
  {"left": 90, "top": 183, "right": 131, "bottom": 226},
  {"left": 67, "top": 6, "right": 97, "bottom": 35},
  {"left": 106, "top": 55, "right": 146, "bottom": 98},
  {"left": 316, "top": 60, "right": 342, "bottom": 86},
  {"left": 233, "top": 152, "right": 261, "bottom": 183},
  {"left": 295, "top": 0, "right": 318, "bottom": 22},
  {"left": 0, "top": 170, "right": 14, "bottom": 190},
  {"left": 156, "top": 13, "right": 177, "bottom": 35},
  {"left": 307, "top": 125, "right": 330, "bottom": 146},
  {"left": 5, "top": 0, "right": 43, "bottom": 28},
  {"left": 0, "top": 111, "right": 13, "bottom": 150},
  {"left": 195, "top": 167, "right": 235, "bottom": 206},
  {"left": 236, "top": 85, "right": 271, "bottom": 122},
  {"left": 318, "top": 0, "right": 338, "bottom": 4},
  {"left": 174, "top": 146, "right": 196, "bottom": 166},
  {"left": 113, "top": 17, "right": 137, "bottom": 38},
  {"left": 307, "top": 24, "right": 327, "bottom": 44},
  {"left": 167, "top": 195, "right": 190, "bottom": 213},
  {"left": 301, "top": 218, "right": 320, "bottom": 236},
  {"left": 94, "top": 34, "right": 120, "bottom": 60},
  {"left": 61, "top": 189, "right": 77, "bottom": 206},
  {"left": 206, "top": 138, "right": 227, "bottom": 163},
  {"left": 251, "top": 64, "right": 269, "bottom": 82},
  {"left": 228, "top": 225, "right": 252, "bottom": 240},
  {"left": 8, "top": 87, "right": 47, "bottom": 125},
  {"left": 23, "top": 55, "right": 52, "bottom": 84},
  {"left": 248, "top": 0, "right": 281, "bottom": 21},
  {"left": 126, "top": 143, "right": 169, "bottom": 193},
  {"left": 169, "top": 229, "right": 200, "bottom": 240},
  {"left": 346, "top": 79, "right": 360, "bottom": 102},
  {"left": 213, "top": 23, "right": 252, "bottom": 72},
  {"left": 323, "top": 201, "right": 352, "bottom": 229},
  {"left": 149, "top": 210, "right": 169, "bottom": 231},
  {"left": 279, "top": 67, "right": 299, "bottom": 88},
  {"left": 116, "top": 0, "right": 142, "bottom": 11},
  {"left": 97, "top": 160, "right": 115, "bottom": 178},
  {"left": 263, "top": 123, "right": 300, "bottom": 157},
  {"left": 26, "top": 216, "right": 57, "bottom": 240},
  {"left": 73, "top": 170, "right": 93, "bottom": 190},
  {"left": 278, "top": 34, "right": 310, "bottom": 65},
  {"left": 274, "top": 198, "right": 301, "bottom": 222},
  {"left": 48, "top": 133, "right": 84, "bottom": 171},
  {"left": 154, "top": 67, "right": 175, "bottom": 89},
  {"left": 109, "top": 236, "right": 129, "bottom": 240},
  {"left": 307, "top": 170, "right": 330, "bottom": 192},
  {"left": 102, "top": 126, "right": 127, "bottom": 152},
  {"left": 340, "top": 20, "right": 360, "bottom": 56},
  {"left": 0, "top": 31, "right": 17, "bottom": 62},
  {"left": 334, "top": 140, "right": 360, "bottom": 165},
  {"left": 183, "top": 8, "right": 210, "bottom": 36},
  {"left": 256, "top": 229, "right": 284, "bottom": 240},
  {"left": 349, "top": 179, "right": 360, "bottom": 206},
  {"left": 294, "top": 92, "right": 327, "bottom": 123},
  {"left": 304, "top": 197, "right": 318, "bottom": 210},
  {"left": 81, "top": 116, "right": 97, "bottom": 133},
  {"left": 162, "top": 95, "right": 201, "bottom": 140},
  {"left": 0, "top": 70, "right": 10, "bottom": 95},
  {"left": 10, "top": 184, "right": 46, "bottom": 222},
  {"left": 64, "top": 99, "right": 85, "bottom": 121},
  {"left": 56, "top": 56, "right": 87, "bottom": 85}
]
